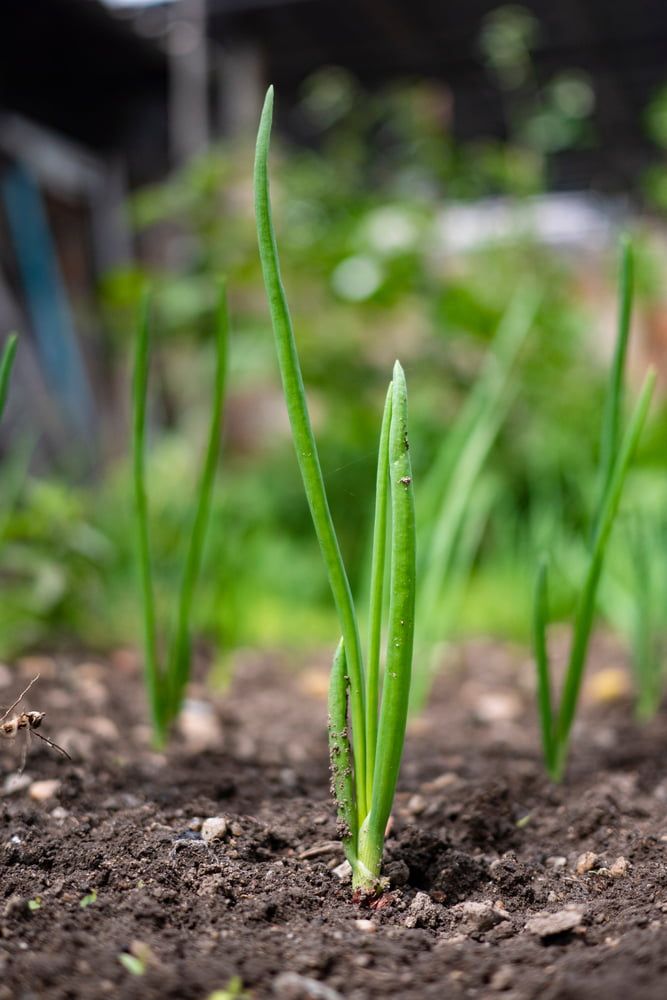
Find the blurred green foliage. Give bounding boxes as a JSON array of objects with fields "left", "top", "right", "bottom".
[{"left": 1, "top": 44, "right": 666, "bottom": 717}]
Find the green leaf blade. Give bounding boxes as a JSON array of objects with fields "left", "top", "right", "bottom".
[
  {"left": 132, "top": 292, "right": 163, "bottom": 744},
  {"left": 554, "top": 368, "right": 656, "bottom": 779},
  {"left": 365, "top": 382, "right": 393, "bottom": 806},
  {"left": 166, "top": 281, "right": 229, "bottom": 722},
  {"left": 254, "top": 85, "right": 367, "bottom": 818},
  {"left": 360, "top": 361, "right": 416, "bottom": 883}
]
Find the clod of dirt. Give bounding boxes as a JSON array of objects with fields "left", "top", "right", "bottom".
[
  {"left": 575, "top": 851, "right": 600, "bottom": 874},
  {"left": 609, "top": 856, "right": 630, "bottom": 877},
  {"left": 525, "top": 905, "right": 585, "bottom": 939},
  {"left": 273, "top": 971, "right": 345, "bottom": 999},
  {"left": 404, "top": 891, "right": 442, "bottom": 928},
  {"left": 384, "top": 858, "right": 410, "bottom": 886},
  {"left": 449, "top": 900, "right": 509, "bottom": 935},
  {"left": 201, "top": 816, "right": 229, "bottom": 843}
]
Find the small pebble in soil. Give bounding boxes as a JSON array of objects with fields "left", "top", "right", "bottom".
[
  {"left": 575, "top": 851, "right": 600, "bottom": 875},
  {"left": 525, "top": 905, "right": 585, "bottom": 939},
  {"left": 273, "top": 971, "right": 345, "bottom": 999},
  {"left": 406, "top": 793, "right": 427, "bottom": 816},
  {"left": 546, "top": 856, "right": 567, "bottom": 868},
  {"left": 449, "top": 900, "right": 509, "bottom": 935},
  {"left": 332, "top": 860, "right": 351, "bottom": 882},
  {"left": 354, "top": 919, "right": 375, "bottom": 933},
  {"left": 201, "top": 817, "right": 229, "bottom": 844},
  {"left": 86, "top": 717, "right": 120, "bottom": 741},
  {"left": 29, "top": 779, "right": 61, "bottom": 802},
  {"left": 178, "top": 699, "right": 222, "bottom": 751},
  {"left": 1, "top": 774, "right": 31, "bottom": 797}
]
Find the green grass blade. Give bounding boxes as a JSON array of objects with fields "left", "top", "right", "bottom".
[
  {"left": 166, "top": 283, "right": 229, "bottom": 723},
  {"left": 0, "top": 334, "right": 18, "bottom": 422},
  {"left": 594, "top": 237, "right": 633, "bottom": 528},
  {"left": 365, "top": 383, "right": 392, "bottom": 806},
  {"left": 418, "top": 283, "right": 539, "bottom": 527},
  {"left": 359, "top": 361, "right": 415, "bottom": 885},
  {"left": 328, "top": 639, "right": 358, "bottom": 866},
  {"left": 417, "top": 285, "right": 539, "bottom": 642},
  {"left": 533, "top": 556, "right": 556, "bottom": 775},
  {"left": 553, "top": 368, "right": 655, "bottom": 779},
  {"left": 132, "top": 293, "right": 163, "bottom": 743},
  {"left": 254, "top": 85, "right": 367, "bottom": 817}
]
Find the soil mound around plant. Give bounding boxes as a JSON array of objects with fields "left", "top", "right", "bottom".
[{"left": 0, "top": 637, "right": 665, "bottom": 999}]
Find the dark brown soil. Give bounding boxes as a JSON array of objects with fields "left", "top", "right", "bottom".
[{"left": 0, "top": 633, "right": 666, "bottom": 1000}]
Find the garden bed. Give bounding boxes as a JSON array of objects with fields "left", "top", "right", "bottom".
[{"left": 0, "top": 636, "right": 665, "bottom": 1000}]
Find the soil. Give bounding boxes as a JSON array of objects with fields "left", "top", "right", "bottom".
[{"left": 0, "top": 632, "right": 666, "bottom": 1000}]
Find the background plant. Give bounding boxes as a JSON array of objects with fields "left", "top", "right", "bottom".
[
  {"left": 132, "top": 289, "right": 228, "bottom": 745},
  {"left": 533, "top": 242, "right": 655, "bottom": 781}
]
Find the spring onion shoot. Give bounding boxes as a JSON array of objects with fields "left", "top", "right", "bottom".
[
  {"left": 132, "top": 288, "right": 228, "bottom": 746},
  {"left": 533, "top": 240, "right": 655, "bottom": 782},
  {"left": 254, "top": 86, "right": 416, "bottom": 892}
]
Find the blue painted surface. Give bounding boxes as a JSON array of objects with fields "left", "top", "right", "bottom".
[{"left": 1, "top": 164, "right": 96, "bottom": 438}]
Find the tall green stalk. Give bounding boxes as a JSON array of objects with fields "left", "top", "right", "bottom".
[
  {"left": 254, "top": 85, "right": 368, "bottom": 821},
  {"left": 533, "top": 239, "right": 655, "bottom": 782},
  {"left": 359, "top": 364, "right": 415, "bottom": 883},
  {"left": 132, "top": 288, "right": 228, "bottom": 746},
  {"left": 254, "top": 87, "right": 416, "bottom": 890},
  {"left": 132, "top": 295, "right": 162, "bottom": 741}
]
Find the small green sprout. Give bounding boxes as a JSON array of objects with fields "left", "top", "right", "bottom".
[
  {"left": 206, "top": 979, "right": 249, "bottom": 1000},
  {"left": 254, "top": 87, "right": 416, "bottom": 892},
  {"left": 0, "top": 334, "right": 18, "bottom": 422},
  {"left": 79, "top": 889, "right": 98, "bottom": 909},
  {"left": 27, "top": 896, "right": 42, "bottom": 912},
  {"left": 118, "top": 953, "right": 145, "bottom": 977},
  {"left": 533, "top": 239, "right": 655, "bottom": 781},
  {"left": 132, "top": 286, "right": 228, "bottom": 746}
]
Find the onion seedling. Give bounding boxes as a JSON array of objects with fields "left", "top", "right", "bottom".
[
  {"left": 533, "top": 240, "right": 655, "bottom": 781},
  {"left": 132, "top": 289, "right": 228, "bottom": 746},
  {"left": 0, "top": 334, "right": 18, "bottom": 422},
  {"left": 254, "top": 87, "right": 416, "bottom": 892},
  {"left": 412, "top": 283, "right": 539, "bottom": 709}
]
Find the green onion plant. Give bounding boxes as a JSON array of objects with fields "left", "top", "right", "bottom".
[
  {"left": 533, "top": 240, "right": 655, "bottom": 781},
  {"left": 132, "top": 291, "right": 228, "bottom": 747},
  {"left": 255, "top": 87, "right": 416, "bottom": 893},
  {"left": 411, "top": 283, "right": 540, "bottom": 709}
]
